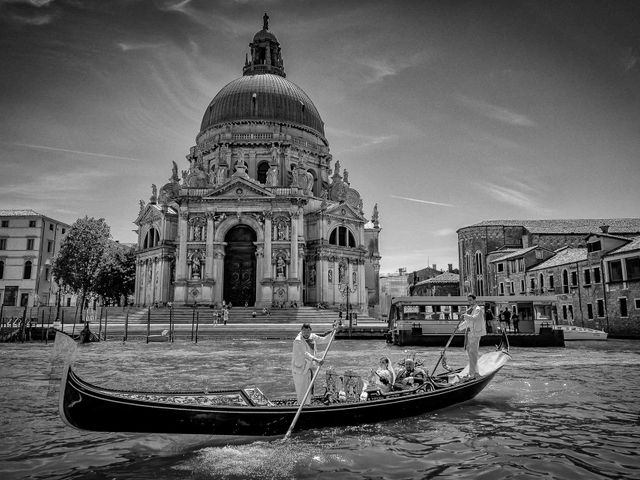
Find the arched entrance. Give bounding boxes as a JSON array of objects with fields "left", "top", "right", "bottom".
[{"left": 224, "top": 225, "right": 257, "bottom": 306}]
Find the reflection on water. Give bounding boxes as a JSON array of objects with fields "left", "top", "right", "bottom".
[{"left": 1, "top": 339, "right": 639, "bottom": 479}]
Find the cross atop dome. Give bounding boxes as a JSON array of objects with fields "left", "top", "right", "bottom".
[{"left": 243, "top": 13, "right": 286, "bottom": 77}]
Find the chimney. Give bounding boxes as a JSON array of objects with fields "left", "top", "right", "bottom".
[
  {"left": 432, "top": 264, "right": 437, "bottom": 270},
  {"left": 600, "top": 225, "right": 610, "bottom": 233},
  {"left": 448, "top": 264, "right": 453, "bottom": 272}
]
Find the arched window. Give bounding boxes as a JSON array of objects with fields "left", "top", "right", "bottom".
[
  {"left": 0, "top": 260, "right": 4, "bottom": 279},
  {"left": 328, "top": 226, "right": 356, "bottom": 248},
  {"left": 475, "top": 251, "right": 483, "bottom": 275},
  {"left": 257, "top": 161, "right": 270, "bottom": 184},
  {"left": 143, "top": 228, "right": 160, "bottom": 249},
  {"left": 23, "top": 260, "right": 32, "bottom": 279}
]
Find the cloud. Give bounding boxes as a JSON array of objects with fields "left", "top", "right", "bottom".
[
  {"left": 390, "top": 195, "right": 454, "bottom": 208},
  {"left": 433, "top": 228, "right": 456, "bottom": 237},
  {"left": 117, "top": 42, "right": 167, "bottom": 52},
  {"left": 479, "top": 180, "right": 539, "bottom": 211},
  {"left": 6, "top": 142, "right": 145, "bottom": 162},
  {"left": 325, "top": 127, "right": 397, "bottom": 152},
  {"left": 455, "top": 95, "right": 536, "bottom": 127},
  {"left": 359, "top": 51, "right": 434, "bottom": 84},
  {"left": 621, "top": 46, "right": 639, "bottom": 72}
]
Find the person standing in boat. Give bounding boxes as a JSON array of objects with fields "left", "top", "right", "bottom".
[
  {"left": 457, "top": 294, "right": 486, "bottom": 379},
  {"left": 512, "top": 311, "right": 520, "bottom": 333},
  {"left": 291, "top": 323, "right": 332, "bottom": 404}
]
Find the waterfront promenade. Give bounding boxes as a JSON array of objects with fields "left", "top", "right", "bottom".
[{"left": 0, "top": 305, "right": 387, "bottom": 341}]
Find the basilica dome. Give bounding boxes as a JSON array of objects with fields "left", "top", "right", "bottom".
[
  {"left": 199, "top": 13, "right": 325, "bottom": 139},
  {"left": 199, "top": 74, "right": 325, "bottom": 137}
]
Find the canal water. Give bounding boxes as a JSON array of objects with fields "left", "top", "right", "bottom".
[{"left": 1, "top": 337, "right": 639, "bottom": 480}]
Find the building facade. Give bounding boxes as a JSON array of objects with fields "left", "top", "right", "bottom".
[
  {"left": 457, "top": 219, "right": 640, "bottom": 335},
  {"left": 133, "top": 15, "right": 381, "bottom": 311},
  {"left": 458, "top": 219, "right": 640, "bottom": 297},
  {"left": 0, "top": 209, "right": 70, "bottom": 307}
]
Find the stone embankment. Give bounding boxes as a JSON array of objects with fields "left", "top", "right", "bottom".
[{"left": 1, "top": 305, "right": 388, "bottom": 341}]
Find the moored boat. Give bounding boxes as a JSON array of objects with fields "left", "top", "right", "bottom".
[
  {"left": 59, "top": 342, "right": 510, "bottom": 436},
  {"left": 554, "top": 325, "right": 608, "bottom": 341}
]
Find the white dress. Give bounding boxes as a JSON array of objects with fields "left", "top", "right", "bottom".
[{"left": 291, "top": 332, "right": 331, "bottom": 404}]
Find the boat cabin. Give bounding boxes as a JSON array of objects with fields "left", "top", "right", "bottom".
[{"left": 388, "top": 295, "right": 563, "bottom": 335}]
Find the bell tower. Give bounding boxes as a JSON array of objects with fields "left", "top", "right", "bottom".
[{"left": 243, "top": 13, "right": 286, "bottom": 77}]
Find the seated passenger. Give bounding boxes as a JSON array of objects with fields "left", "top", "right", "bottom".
[
  {"left": 369, "top": 357, "right": 396, "bottom": 393},
  {"left": 394, "top": 359, "right": 427, "bottom": 389}
]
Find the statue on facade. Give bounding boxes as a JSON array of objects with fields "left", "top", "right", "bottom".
[
  {"left": 339, "top": 264, "right": 345, "bottom": 284},
  {"left": 209, "top": 165, "right": 218, "bottom": 186},
  {"left": 171, "top": 161, "right": 179, "bottom": 183},
  {"left": 372, "top": 203, "right": 379, "bottom": 228},
  {"left": 276, "top": 255, "right": 286, "bottom": 278},
  {"left": 328, "top": 268, "right": 333, "bottom": 283},
  {"left": 216, "top": 165, "right": 228, "bottom": 185},
  {"left": 139, "top": 200, "right": 145, "bottom": 213},
  {"left": 270, "top": 143, "right": 280, "bottom": 163},
  {"left": 266, "top": 164, "right": 278, "bottom": 186},
  {"left": 150, "top": 184, "right": 157, "bottom": 203},
  {"left": 191, "top": 256, "right": 201, "bottom": 279}
]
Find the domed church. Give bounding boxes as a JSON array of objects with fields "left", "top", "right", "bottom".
[{"left": 134, "top": 14, "right": 381, "bottom": 311}]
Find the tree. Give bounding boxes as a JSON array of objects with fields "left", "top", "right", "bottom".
[
  {"left": 52, "top": 216, "right": 111, "bottom": 320},
  {"left": 94, "top": 242, "right": 136, "bottom": 305}
]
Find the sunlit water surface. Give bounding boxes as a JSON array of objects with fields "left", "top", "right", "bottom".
[{"left": 1, "top": 338, "right": 639, "bottom": 479}]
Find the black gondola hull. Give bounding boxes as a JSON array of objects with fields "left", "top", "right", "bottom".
[{"left": 59, "top": 354, "right": 507, "bottom": 436}]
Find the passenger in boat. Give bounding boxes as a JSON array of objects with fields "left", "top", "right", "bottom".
[
  {"left": 457, "top": 294, "right": 487, "bottom": 379},
  {"left": 369, "top": 357, "right": 396, "bottom": 393},
  {"left": 394, "top": 359, "right": 427, "bottom": 389},
  {"left": 291, "top": 323, "right": 333, "bottom": 404}
]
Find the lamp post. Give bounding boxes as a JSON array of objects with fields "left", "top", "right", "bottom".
[{"left": 338, "top": 279, "right": 357, "bottom": 337}]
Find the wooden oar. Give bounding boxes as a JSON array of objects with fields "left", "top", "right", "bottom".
[
  {"left": 283, "top": 327, "right": 337, "bottom": 440},
  {"left": 430, "top": 307, "right": 471, "bottom": 377}
]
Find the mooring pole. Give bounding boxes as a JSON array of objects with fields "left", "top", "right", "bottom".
[
  {"left": 103, "top": 307, "right": 108, "bottom": 341},
  {"left": 146, "top": 307, "right": 151, "bottom": 343},
  {"left": 195, "top": 310, "right": 199, "bottom": 343},
  {"left": 124, "top": 308, "right": 129, "bottom": 342}
]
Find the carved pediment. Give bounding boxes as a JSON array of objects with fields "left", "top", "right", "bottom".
[
  {"left": 135, "top": 204, "right": 173, "bottom": 225},
  {"left": 324, "top": 203, "right": 366, "bottom": 222},
  {"left": 202, "top": 177, "right": 275, "bottom": 201}
]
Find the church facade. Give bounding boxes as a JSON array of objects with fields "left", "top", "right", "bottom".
[{"left": 133, "top": 15, "right": 381, "bottom": 311}]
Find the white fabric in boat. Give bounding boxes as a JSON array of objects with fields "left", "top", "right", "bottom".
[{"left": 455, "top": 350, "right": 510, "bottom": 379}]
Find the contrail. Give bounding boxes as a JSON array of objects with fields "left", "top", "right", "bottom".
[
  {"left": 390, "top": 195, "right": 454, "bottom": 207},
  {"left": 7, "top": 142, "right": 143, "bottom": 162}
]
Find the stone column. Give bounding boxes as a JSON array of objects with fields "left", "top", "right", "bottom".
[
  {"left": 177, "top": 211, "right": 189, "bottom": 281},
  {"left": 212, "top": 243, "right": 226, "bottom": 304},
  {"left": 205, "top": 213, "right": 215, "bottom": 280},
  {"left": 255, "top": 244, "right": 264, "bottom": 304},
  {"left": 358, "top": 260, "right": 367, "bottom": 313},
  {"left": 264, "top": 213, "right": 272, "bottom": 279},
  {"left": 290, "top": 210, "right": 299, "bottom": 279}
]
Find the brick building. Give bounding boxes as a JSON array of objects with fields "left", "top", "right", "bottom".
[{"left": 412, "top": 271, "right": 460, "bottom": 296}]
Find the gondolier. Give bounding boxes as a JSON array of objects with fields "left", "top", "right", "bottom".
[
  {"left": 457, "top": 294, "right": 486, "bottom": 380},
  {"left": 291, "top": 323, "right": 332, "bottom": 404}
]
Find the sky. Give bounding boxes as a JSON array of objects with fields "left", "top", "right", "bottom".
[{"left": 1, "top": 0, "right": 639, "bottom": 275}]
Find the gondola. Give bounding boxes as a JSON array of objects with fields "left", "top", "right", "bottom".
[{"left": 59, "top": 338, "right": 510, "bottom": 436}]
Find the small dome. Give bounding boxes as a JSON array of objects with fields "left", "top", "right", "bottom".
[
  {"left": 253, "top": 29, "right": 278, "bottom": 43},
  {"left": 200, "top": 74, "right": 325, "bottom": 136}
]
